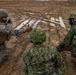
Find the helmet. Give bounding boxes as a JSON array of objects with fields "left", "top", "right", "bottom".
[
  {"left": 0, "top": 9, "right": 8, "bottom": 18},
  {"left": 69, "top": 13, "right": 76, "bottom": 18},
  {"left": 30, "top": 27, "right": 46, "bottom": 44}
]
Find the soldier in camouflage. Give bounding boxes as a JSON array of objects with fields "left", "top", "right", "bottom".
[
  {"left": 0, "top": 9, "right": 12, "bottom": 25},
  {"left": 57, "top": 13, "right": 76, "bottom": 66},
  {"left": 22, "top": 27, "right": 65, "bottom": 75},
  {"left": 0, "top": 9, "right": 32, "bottom": 63}
]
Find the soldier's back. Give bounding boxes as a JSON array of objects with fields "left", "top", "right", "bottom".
[{"left": 23, "top": 46, "right": 59, "bottom": 75}]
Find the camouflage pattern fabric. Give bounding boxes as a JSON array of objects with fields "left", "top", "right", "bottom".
[
  {"left": 69, "top": 13, "right": 76, "bottom": 18},
  {"left": 0, "top": 9, "right": 8, "bottom": 18},
  {"left": 62, "top": 13, "right": 76, "bottom": 59},
  {"left": 0, "top": 25, "right": 31, "bottom": 63},
  {"left": 0, "top": 9, "right": 32, "bottom": 63},
  {"left": 30, "top": 27, "right": 46, "bottom": 44},
  {"left": 63, "top": 25, "right": 76, "bottom": 58},
  {"left": 0, "top": 25, "right": 31, "bottom": 42},
  {"left": 0, "top": 22, "right": 6, "bottom": 25},
  {"left": 0, "top": 43, "right": 8, "bottom": 63},
  {"left": 23, "top": 46, "right": 65, "bottom": 75}
]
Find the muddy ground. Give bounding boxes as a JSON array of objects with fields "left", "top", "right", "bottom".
[{"left": 0, "top": 1, "right": 76, "bottom": 75}]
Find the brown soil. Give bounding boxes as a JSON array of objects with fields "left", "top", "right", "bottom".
[{"left": 0, "top": 1, "right": 76, "bottom": 75}]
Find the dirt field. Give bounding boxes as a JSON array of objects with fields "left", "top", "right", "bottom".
[{"left": 0, "top": 1, "right": 76, "bottom": 75}]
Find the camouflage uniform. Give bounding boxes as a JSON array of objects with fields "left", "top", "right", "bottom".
[
  {"left": 57, "top": 13, "right": 76, "bottom": 65},
  {"left": 0, "top": 25, "right": 32, "bottom": 63},
  {"left": 0, "top": 9, "right": 32, "bottom": 63},
  {"left": 63, "top": 25, "right": 76, "bottom": 57},
  {"left": 22, "top": 27, "right": 65, "bottom": 75}
]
